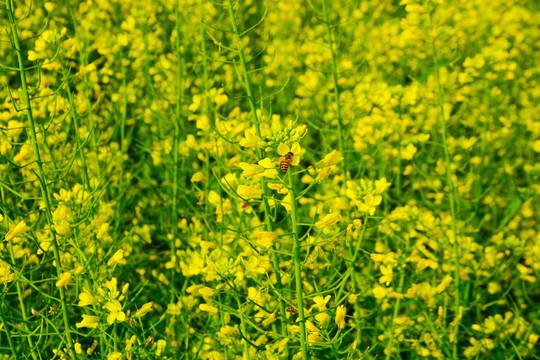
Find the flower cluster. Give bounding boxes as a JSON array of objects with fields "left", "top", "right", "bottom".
[{"left": 0, "top": 0, "right": 538, "bottom": 359}]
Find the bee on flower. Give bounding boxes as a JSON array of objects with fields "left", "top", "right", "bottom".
[
  {"left": 286, "top": 306, "right": 299, "bottom": 316},
  {"left": 279, "top": 152, "right": 294, "bottom": 173},
  {"left": 276, "top": 142, "right": 302, "bottom": 173}
]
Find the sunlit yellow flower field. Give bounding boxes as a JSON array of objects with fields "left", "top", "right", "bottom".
[{"left": 1, "top": 0, "right": 539, "bottom": 359}]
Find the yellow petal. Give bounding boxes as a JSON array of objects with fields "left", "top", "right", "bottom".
[
  {"left": 199, "top": 304, "right": 218, "bottom": 314},
  {"left": 237, "top": 185, "right": 263, "bottom": 199},
  {"left": 107, "top": 312, "right": 115, "bottom": 325},
  {"left": 55, "top": 272, "right": 73, "bottom": 288},
  {"left": 256, "top": 231, "right": 278, "bottom": 248},
  {"left": 277, "top": 143, "right": 290, "bottom": 155},
  {"left": 290, "top": 142, "right": 301, "bottom": 154},
  {"left": 4, "top": 221, "right": 30, "bottom": 242},
  {"left": 316, "top": 150, "right": 344, "bottom": 168}
]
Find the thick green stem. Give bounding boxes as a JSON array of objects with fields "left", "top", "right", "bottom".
[
  {"left": 288, "top": 171, "right": 309, "bottom": 360},
  {"left": 5, "top": 2, "right": 78, "bottom": 359},
  {"left": 226, "top": 1, "right": 290, "bottom": 357}
]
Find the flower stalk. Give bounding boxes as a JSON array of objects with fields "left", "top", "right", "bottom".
[
  {"left": 5, "top": 1, "right": 78, "bottom": 359},
  {"left": 226, "top": 0, "right": 290, "bottom": 357},
  {"left": 322, "top": 0, "right": 348, "bottom": 187},
  {"left": 288, "top": 170, "right": 309, "bottom": 360}
]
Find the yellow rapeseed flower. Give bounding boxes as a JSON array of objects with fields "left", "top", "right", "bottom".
[
  {"left": 256, "top": 231, "right": 278, "bottom": 248},
  {"left": 315, "top": 312, "right": 330, "bottom": 326},
  {"left": 135, "top": 302, "right": 153, "bottom": 318},
  {"left": 107, "top": 352, "right": 122, "bottom": 360},
  {"left": 76, "top": 314, "right": 100, "bottom": 329},
  {"left": 315, "top": 150, "right": 343, "bottom": 168},
  {"left": 307, "top": 333, "right": 322, "bottom": 343},
  {"left": 239, "top": 129, "right": 260, "bottom": 148},
  {"left": 267, "top": 182, "right": 288, "bottom": 194},
  {"left": 107, "top": 249, "right": 127, "bottom": 267},
  {"left": 239, "top": 162, "right": 264, "bottom": 177},
  {"left": 78, "top": 288, "right": 96, "bottom": 306},
  {"left": 4, "top": 220, "right": 30, "bottom": 242},
  {"left": 312, "top": 295, "right": 331, "bottom": 311},
  {"left": 199, "top": 303, "right": 218, "bottom": 314},
  {"left": 104, "top": 300, "right": 126, "bottom": 324},
  {"left": 315, "top": 211, "right": 342, "bottom": 229},
  {"left": 277, "top": 142, "right": 302, "bottom": 167},
  {"left": 357, "top": 193, "right": 382, "bottom": 215},
  {"left": 258, "top": 158, "right": 279, "bottom": 178},
  {"left": 379, "top": 265, "right": 393, "bottom": 286},
  {"left": 335, "top": 305, "right": 346, "bottom": 329},
  {"left": 55, "top": 272, "right": 72, "bottom": 288},
  {"left": 0, "top": 259, "right": 15, "bottom": 285},
  {"left": 199, "top": 287, "right": 215, "bottom": 297},
  {"left": 190, "top": 172, "right": 208, "bottom": 183},
  {"left": 156, "top": 339, "right": 167, "bottom": 356},
  {"left": 220, "top": 325, "right": 237, "bottom": 336},
  {"left": 237, "top": 185, "right": 263, "bottom": 199},
  {"left": 96, "top": 222, "right": 110, "bottom": 239},
  {"left": 305, "top": 320, "right": 320, "bottom": 333},
  {"left": 281, "top": 193, "right": 292, "bottom": 212}
]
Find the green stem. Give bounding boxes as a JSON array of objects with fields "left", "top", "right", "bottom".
[
  {"left": 119, "top": 50, "right": 127, "bottom": 187},
  {"left": 70, "top": 12, "right": 102, "bottom": 182},
  {"left": 473, "top": 79, "right": 491, "bottom": 228},
  {"left": 114, "top": 48, "right": 128, "bottom": 230},
  {"left": 7, "top": 242, "right": 39, "bottom": 359},
  {"left": 5, "top": 2, "right": 78, "bottom": 359},
  {"left": 226, "top": 0, "right": 261, "bottom": 145},
  {"left": 322, "top": 0, "right": 348, "bottom": 187},
  {"left": 322, "top": 1, "right": 363, "bottom": 316},
  {"left": 336, "top": 214, "right": 368, "bottom": 302},
  {"left": 113, "top": 322, "right": 118, "bottom": 351},
  {"left": 199, "top": 0, "right": 214, "bottom": 234},
  {"left": 60, "top": 63, "right": 91, "bottom": 189},
  {"left": 219, "top": 303, "right": 230, "bottom": 360},
  {"left": 0, "top": 293, "right": 20, "bottom": 359},
  {"left": 226, "top": 1, "right": 290, "bottom": 357},
  {"left": 234, "top": 292, "right": 251, "bottom": 360},
  {"left": 429, "top": 10, "right": 461, "bottom": 359},
  {"left": 288, "top": 171, "right": 309, "bottom": 360},
  {"left": 169, "top": 0, "right": 184, "bottom": 300},
  {"left": 396, "top": 107, "right": 403, "bottom": 205},
  {"left": 384, "top": 234, "right": 409, "bottom": 360},
  {"left": 351, "top": 214, "right": 368, "bottom": 271}
]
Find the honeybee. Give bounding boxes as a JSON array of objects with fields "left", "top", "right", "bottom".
[
  {"left": 286, "top": 306, "right": 299, "bottom": 315},
  {"left": 279, "top": 152, "right": 294, "bottom": 173}
]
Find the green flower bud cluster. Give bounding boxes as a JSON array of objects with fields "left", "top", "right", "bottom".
[{"left": 265, "top": 123, "right": 308, "bottom": 151}]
